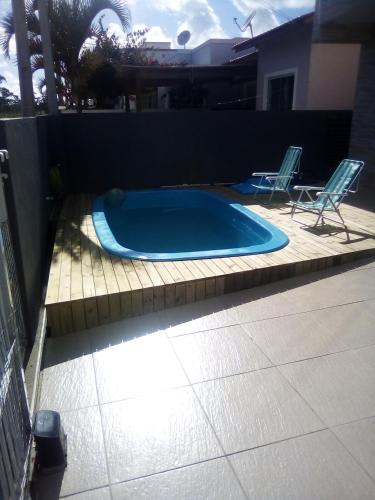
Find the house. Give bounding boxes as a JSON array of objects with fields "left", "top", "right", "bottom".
[
  {"left": 123, "top": 15, "right": 361, "bottom": 113},
  {"left": 232, "top": 12, "right": 361, "bottom": 112}
]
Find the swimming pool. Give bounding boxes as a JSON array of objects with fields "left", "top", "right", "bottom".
[{"left": 93, "top": 189, "right": 289, "bottom": 261}]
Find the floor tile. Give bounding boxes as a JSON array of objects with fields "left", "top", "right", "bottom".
[
  {"left": 88, "top": 313, "right": 163, "bottom": 352},
  {"left": 230, "top": 430, "right": 375, "bottom": 500},
  {"left": 344, "top": 258, "right": 375, "bottom": 272},
  {"left": 194, "top": 368, "right": 324, "bottom": 454},
  {"left": 229, "top": 291, "right": 296, "bottom": 324},
  {"left": 171, "top": 325, "right": 271, "bottom": 383},
  {"left": 93, "top": 332, "right": 188, "bottom": 403},
  {"left": 101, "top": 387, "right": 222, "bottom": 483},
  {"left": 160, "top": 298, "right": 237, "bottom": 337},
  {"left": 333, "top": 417, "right": 375, "bottom": 481},
  {"left": 111, "top": 458, "right": 245, "bottom": 500},
  {"left": 286, "top": 268, "right": 375, "bottom": 313},
  {"left": 243, "top": 312, "right": 323, "bottom": 364},
  {"left": 243, "top": 300, "right": 375, "bottom": 365},
  {"left": 63, "top": 487, "right": 111, "bottom": 499},
  {"left": 43, "top": 330, "right": 92, "bottom": 368},
  {"left": 61, "top": 407, "right": 108, "bottom": 497},
  {"left": 279, "top": 346, "right": 375, "bottom": 426},
  {"left": 39, "top": 355, "right": 97, "bottom": 412},
  {"left": 310, "top": 299, "right": 375, "bottom": 348}
]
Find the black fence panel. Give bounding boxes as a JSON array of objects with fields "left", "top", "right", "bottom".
[
  {"left": 0, "top": 118, "right": 51, "bottom": 342},
  {"left": 60, "top": 110, "right": 352, "bottom": 194}
]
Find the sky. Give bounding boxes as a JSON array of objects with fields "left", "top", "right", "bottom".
[{"left": 0, "top": 0, "right": 314, "bottom": 96}]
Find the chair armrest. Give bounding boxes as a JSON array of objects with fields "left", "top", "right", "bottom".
[
  {"left": 293, "top": 185, "right": 324, "bottom": 191},
  {"left": 316, "top": 191, "right": 345, "bottom": 197},
  {"left": 252, "top": 172, "right": 277, "bottom": 177},
  {"left": 266, "top": 175, "right": 292, "bottom": 180}
]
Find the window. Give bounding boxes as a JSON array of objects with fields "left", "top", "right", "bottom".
[{"left": 267, "top": 74, "right": 295, "bottom": 111}]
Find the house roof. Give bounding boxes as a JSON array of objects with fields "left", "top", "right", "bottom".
[
  {"left": 225, "top": 50, "right": 258, "bottom": 66},
  {"left": 142, "top": 37, "right": 244, "bottom": 54},
  {"left": 233, "top": 12, "right": 314, "bottom": 52}
]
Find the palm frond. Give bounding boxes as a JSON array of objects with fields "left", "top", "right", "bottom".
[
  {"left": 84, "top": 0, "right": 131, "bottom": 32},
  {"left": 29, "top": 34, "right": 43, "bottom": 57},
  {"left": 0, "top": 11, "right": 15, "bottom": 58},
  {"left": 31, "top": 54, "right": 45, "bottom": 73}
]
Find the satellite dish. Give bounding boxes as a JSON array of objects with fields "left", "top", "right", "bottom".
[
  {"left": 177, "top": 30, "right": 191, "bottom": 49},
  {"left": 234, "top": 11, "right": 256, "bottom": 38}
]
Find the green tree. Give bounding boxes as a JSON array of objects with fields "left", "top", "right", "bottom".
[
  {"left": 78, "top": 22, "right": 152, "bottom": 108},
  {"left": 0, "top": 0, "right": 131, "bottom": 105},
  {"left": 0, "top": 75, "right": 21, "bottom": 114}
]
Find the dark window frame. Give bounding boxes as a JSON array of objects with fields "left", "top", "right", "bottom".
[{"left": 266, "top": 72, "right": 296, "bottom": 111}]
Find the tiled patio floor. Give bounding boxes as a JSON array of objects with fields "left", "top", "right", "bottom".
[{"left": 36, "top": 257, "right": 375, "bottom": 499}]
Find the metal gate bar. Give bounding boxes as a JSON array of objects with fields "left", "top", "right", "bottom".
[{"left": 0, "top": 150, "right": 31, "bottom": 499}]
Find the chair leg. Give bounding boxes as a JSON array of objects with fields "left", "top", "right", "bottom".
[
  {"left": 336, "top": 207, "right": 345, "bottom": 226},
  {"left": 291, "top": 204, "right": 296, "bottom": 219},
  {"left": 315, "top": 210, "right": 324, "bottom": 226}
]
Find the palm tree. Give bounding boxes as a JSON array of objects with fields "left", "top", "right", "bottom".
[{"left": 0, "top": 0, "right": 131, "bottom": 103}]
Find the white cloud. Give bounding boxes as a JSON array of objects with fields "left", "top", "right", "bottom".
[
  {"left": 107, "top": 22, "right": 172, "bottom": 45},
  {"left": 233, "top": 1, "right": 279, "bottom": 36},
  {"left": 1, "top": 68, "right": 20, "bottom": 95},
  {"left": 153, "top": 0, "right": 228, "bottom": 47},
  {"left": 133, "top": 23, "right": 172, "bottom": 44},
  {"left": 232, "top": 0, "right": 314, "bottom": 37}
]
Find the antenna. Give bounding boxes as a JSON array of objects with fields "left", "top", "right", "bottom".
[
  {"left": 233, "top": 11, "right": 256, "bottom": 38},
  {"left": 177, "top": 30, "right": 191, "bottom": 49}
]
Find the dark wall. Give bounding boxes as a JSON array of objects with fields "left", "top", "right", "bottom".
[
  {"left": 0, "top": 116, "right": 53, "bottom": 341},
  {"left": 61, "top": 110, "right": 352, "bottom": 194}
]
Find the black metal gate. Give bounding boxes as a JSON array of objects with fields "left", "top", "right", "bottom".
[{"left": 0, "top": 150, "right": 31, "bottom": 499}]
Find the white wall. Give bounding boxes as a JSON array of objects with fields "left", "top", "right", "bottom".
[{"left": 143, "top": 39, "right": 240, "bottom": 67}]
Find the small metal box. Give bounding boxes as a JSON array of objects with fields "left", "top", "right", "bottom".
[{"left": 34, "top": 410, "right": 67, "bottom": 472}]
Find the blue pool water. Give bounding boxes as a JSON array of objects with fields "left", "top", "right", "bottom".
[{"left": 93, "top": 189, "right": 289, "bottom": 261}]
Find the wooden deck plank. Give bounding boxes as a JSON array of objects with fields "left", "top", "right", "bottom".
[
  {"left": 173, "top": 261, "right": 196, "bottom": 303},
  {"left": 45, "top": 224, "right": 64, "bottom": 305}
]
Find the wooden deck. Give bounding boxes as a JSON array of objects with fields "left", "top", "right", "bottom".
[{"left": 45, "top": 190, "right": 375, "bottom": 336}]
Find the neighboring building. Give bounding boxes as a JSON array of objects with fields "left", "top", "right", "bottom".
[
  {"left": 121, "top": 38, "right": 255, "bottom": 111},
  {"left": 143, "top": 38, "right": 244, "bottom": 66},
  {"left": 232, "top": 13, "right": 361, "bottom": 112},
  {"left": 313, "top": 0, "right": 375, "bottom": 186}
]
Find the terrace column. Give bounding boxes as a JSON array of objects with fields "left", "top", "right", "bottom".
[
  {"left": 349, "top": 40, "right": 375, "bottom": 185},
  {"left": 38, "top": 0, "right": 59, "bottom": 114}
]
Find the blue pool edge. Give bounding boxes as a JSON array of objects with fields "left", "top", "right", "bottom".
[{"left": 92, "top": 189, "right": 289, "bottom": 261}]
